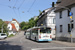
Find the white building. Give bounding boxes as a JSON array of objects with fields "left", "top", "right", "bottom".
[
  {"left": 5, "top": 19, "right": 20, "bottom": 35},
  {"left": 7, "top": 23, "right": 17, "bottom": 35},
  {"left": 37, "top": 7, "right": 56, "bottom": 38},
  {"left": 11, "top": 19, "right": 19, "bottom": 31},
  {"left": 55, "top": 0, "right": 75, "bottom": 41},
  {"left": 33, "top": 16, "right": 38, "bottom": 20}
]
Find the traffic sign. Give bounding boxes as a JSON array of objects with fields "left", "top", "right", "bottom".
[
  {"left": 41, "top": 24, "right": 43, "bottom": 26},
  {"left": 69, "top": 12, "right": 73, "bottom": 16},
  {"left": 70, "top": 16, "right": 72, "bottom": 19}
]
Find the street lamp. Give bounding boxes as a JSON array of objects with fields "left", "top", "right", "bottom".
[{"left": 54, "top": 5, "right": 73, "bottom": 43}]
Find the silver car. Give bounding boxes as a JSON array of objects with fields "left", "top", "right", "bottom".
[{"left": 0, "top": 33, "right": 7, "bottom": 39}]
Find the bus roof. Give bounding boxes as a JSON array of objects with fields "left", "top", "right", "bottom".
[{"left": 26, "top": 26, "right": 51, "bottom": 31}]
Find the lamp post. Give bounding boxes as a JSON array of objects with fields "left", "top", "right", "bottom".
[{"left": 54, "top": 6, "right": 73, "bottom": 43}]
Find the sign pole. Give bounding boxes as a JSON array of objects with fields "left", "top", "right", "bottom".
[{"left": 69, "top": 12, "right": 73, "bottom": 43}]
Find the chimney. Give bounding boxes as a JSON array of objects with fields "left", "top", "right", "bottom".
[
  {"left": 56, "top": 0, "right": 61, "bottom": 4},
  {"left": 52, "top": 2, "right": 55, "bottom": 7}
]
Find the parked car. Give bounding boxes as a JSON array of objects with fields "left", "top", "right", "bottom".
[{"left": 0, "top": 33, "right": 7, "bottom": 39}]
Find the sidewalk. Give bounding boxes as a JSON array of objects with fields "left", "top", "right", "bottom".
[{"left": 52, "top": 40, "right": 75, "bottom": 47}]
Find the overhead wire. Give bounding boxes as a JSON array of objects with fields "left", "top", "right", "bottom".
[
  {"left": 13, "top": 0, "right": 18, "bottom": 7},
  {"left": 8, "top": 0, "right": 19, "bottom": 20},
  {"left": 8, "top": 0, "right": 18, "bottom": 19},
  {"left": 18, "top": 8, "right": 21, "bottom": 17},
  {"left": 12, "top": 0, "right": 18, "bottom": 18},
  {"left": 27, "top": 0, "right": 36, "bottom": 12},
  {"left": 12, "top": 0, "right": 18, "bottom": 16},
  {"left": 12, "top": 0, "right": 21, "bottom": 22},
  {"left": 0, "top": 3, "right": 11, "bottom": 7},
  {"left": 17, "top": 0, "right": 26, "bottom": 21},
  {"left": 27, "top": 11, "right": 34, "bottom": 16},
  {"left": 18, "top": 0, "right": 25, "bottom": 9},
  {"left": 13, "top": 8, "right": 18, "bottom": 17}
]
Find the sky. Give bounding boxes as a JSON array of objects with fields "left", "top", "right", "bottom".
[{"left": 0, "top": 0, "right": 57, "bottom": 23}]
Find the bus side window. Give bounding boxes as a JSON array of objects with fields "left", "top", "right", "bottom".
[
  {"left": 32, "top": 30, "right": 38, "bottom": 35},
  {"left": 32, "top": 30, "right": 35, "bottom": 35},
  {"left": 35, "top": 30, "right": 38, "bottom": 35}
]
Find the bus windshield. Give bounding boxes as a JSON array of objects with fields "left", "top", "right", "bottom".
[{"left": 40, "top": 28, "right": 51, "bottom": 33}]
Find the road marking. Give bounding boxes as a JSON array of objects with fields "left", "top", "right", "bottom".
[{"left": 32, "top": 47, "right": 75, "bottom": 50}]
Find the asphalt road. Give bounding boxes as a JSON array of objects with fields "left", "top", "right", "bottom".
[{"left": 0, "top": 31, "right": 75, "bottom": 50}]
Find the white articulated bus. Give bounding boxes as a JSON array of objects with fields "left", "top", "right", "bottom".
[{"left": 25, "top": 26, "right": 52, "bottom": 41}]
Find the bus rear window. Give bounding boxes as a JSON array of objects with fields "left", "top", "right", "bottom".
[{"left": 40, "top": 28, "right": 51, "bottom": 33}]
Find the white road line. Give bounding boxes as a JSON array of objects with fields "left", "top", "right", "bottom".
[{"left": 32, "top": 47, "right": 75, "bottom": 50}]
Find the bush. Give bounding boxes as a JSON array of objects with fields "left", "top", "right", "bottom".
[
  {"left": 6, "top": 33, "right": 8, "bottom": 36},
  {"left": 8, "top": 34, "right": 14, "bottom": 37}
]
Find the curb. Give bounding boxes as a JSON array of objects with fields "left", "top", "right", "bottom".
[{"left": 51, "top": 40, "right": 75, "bottom": 47}]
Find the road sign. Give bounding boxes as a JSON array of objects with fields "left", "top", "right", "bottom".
[
  {"left": 41, "top": 24, "right": 43, "bottom": 26},
  {"left": 69, "top": 12, "right": 73, "bottom": 16},
  {"left": 70, "top": 16, "right": 72, "bottom": 19},
  {"left": 70, "top": 34, "right": 72, "bottom": 37}
]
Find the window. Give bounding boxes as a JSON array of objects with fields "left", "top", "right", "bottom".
[
  {"left": 68, "top": 8, "right": 71, "bottom": 16},
  {"left": 8, "top": 27, "right": 10, "bottom": 29},
  {"left": 60, "top": 25, "right": 62, "bottom": 32},
  {"left": 53, "top": 18, "right": 55, "bottom": 24},
  {"left": 40, "top": 28, "right": 51, "bottom": 33},
  {"left": 72, "top": 24, "right": 74, "bottom": 29},
  {"left": 32, "top": 30, "right": 38, "bottom": 35},
  {"left": 68, "top": 24, "right": 74, "bottom": 32},
  {"left": 59, "top": 11, "right": 62, "bottom": 18},
  {"left": 68, "top": 24, "right": 70, "bottom": 32}
]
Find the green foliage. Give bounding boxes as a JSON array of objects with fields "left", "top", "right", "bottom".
[
  {"left": 20, "top": 16, "right": 39, "bottom": 30},
  {"left": 20, "top": 21, "right": 30, "bottom": 30},
  {"left": 3, "top": 23, "right": 8, "bottom": 33},
  {"left": 39, "top": 10, "right": 42, "bottom": 14},
  {"left": 8, "top": 34, "right": 14, "bottom": 37},
  {"left": 6, "top": 33, "right": 9, "bottom": 36},
  {"left": 20, "top": 21, "right": 25, "bottom": 29},
  {"left": 0, "top": 19, "right": 8, "bottom": 33}
]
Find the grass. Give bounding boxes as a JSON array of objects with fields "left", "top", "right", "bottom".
[{"left": 8, "top": 34, "right": 14, "bottom": 37}]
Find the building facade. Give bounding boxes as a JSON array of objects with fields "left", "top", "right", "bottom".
[
  {"left": 5, "top": 19, "right": 20, "bottom": 35},
  {"left": 11, "top": 19, "right": 19, "bottom": 31},
  {"left": 55, "top": 0, "right": 75, "bottom": 41},
  {"left": 37, "top": 7, "right": 56, "bottom": 38}
]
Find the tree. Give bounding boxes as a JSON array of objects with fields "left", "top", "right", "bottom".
[
  {"left": 0, "top": 19, "right": 7, "bottom": 33},
  {"left": 20, "top": 16, "right": 39, "bottom": 30},
  {"left": 20, "top": 21, "right": 26, "bottom": 30},
  {"left": 29, "top": 18, "right": 35, "bottom": 27},
  {"left": 39, "top": 10, "right": 42, "bottom": 14}
]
